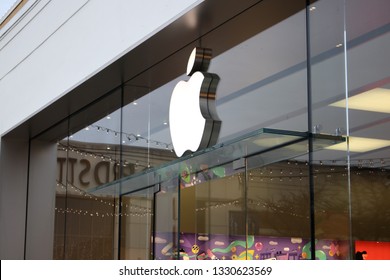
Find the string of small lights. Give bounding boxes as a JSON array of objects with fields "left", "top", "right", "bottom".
[
  {"left": 89, "top": 124, "right": 174, "bottom": 151},
  {"left": 55, "top": 181, "right": 152, "bottom": 218},
  {"left": 57, "top": 142, "right": 170, "bottom": 170}
]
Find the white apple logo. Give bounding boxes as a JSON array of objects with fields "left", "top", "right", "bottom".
[{"left": 169, "top": 47, "right": 221, "bottom": 157}]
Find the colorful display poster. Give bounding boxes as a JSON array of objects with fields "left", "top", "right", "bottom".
[{"left": 154, "top": 232, "right": 349, "bottom": 260}]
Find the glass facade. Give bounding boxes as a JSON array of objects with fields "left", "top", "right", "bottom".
[{"left": 33, "top": 0, "right": 390, "bottom": 259}]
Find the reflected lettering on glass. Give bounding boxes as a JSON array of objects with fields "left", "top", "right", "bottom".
[{"left": 57, "top": 157, "right": 135, "bottom": 187}]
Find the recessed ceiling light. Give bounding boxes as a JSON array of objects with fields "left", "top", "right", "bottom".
[
  {"left": 309, "top": 6, "right": 316, "bottom": 11},
  {"left": 163, "top": 121, "right": 168, "bottom": 125},
  {"left": 330, "top": 88, "right": 390, "bottom": 113},
  {"left": 325, "top": 136, "right": 390, "bottom": 153},
  {"left": 336, "top": 43, "right": 343, "bottom": 48},
  {"left": 133, "top": 101, "right": 138, "bottom": 105},
  {"left": 106, "top": 116, "right": 111, "bottom": 120}
]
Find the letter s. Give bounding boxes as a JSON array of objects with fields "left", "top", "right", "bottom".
[{"left": 79, "top": 159, "right": 91, "bottom": 186}]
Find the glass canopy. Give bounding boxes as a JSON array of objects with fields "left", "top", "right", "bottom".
[{"left": 88, "top": 128, "right": 344, "bottom": 196}]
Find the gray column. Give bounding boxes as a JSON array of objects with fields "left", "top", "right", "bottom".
[
  {"left": 24, "top": 139, "right": 57, "bottom": 259},
  {"left": 0, "top": 138, "right": 29, "bottom": 259}
]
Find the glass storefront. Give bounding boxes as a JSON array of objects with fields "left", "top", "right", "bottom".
[{"left": 35, "top": 0, "right": 390, "bottom": 259}]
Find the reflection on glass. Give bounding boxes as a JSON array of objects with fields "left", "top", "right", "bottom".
[
  {"left": 54, "top": 133, "right": 117, "bottom": 259},
  {"left": 154, "top": 179, "right": 179, "bottom": 259},
  {"left": 120, "top": 188, "right": 154, "bottom": 259},
  {"left": 53, "top": 102, "right": 122, "bottom": 259},
  {"left": 309, "top": 0, "right": 352, "bottom": 259},
  {"left": 247, "top": 158, "right": 312, "bottom": 260},
  {"left": 309, "top": 0, "right": 346, "bottom": 135},
  {"left": 179, "top": 163, "right": 245, "bottom": 260},
  {"left": 345, "top": 0, "right": 390, "bottom": 259},
  {"left": 121, "top": 84, "right": 177, "bottom": 179}
]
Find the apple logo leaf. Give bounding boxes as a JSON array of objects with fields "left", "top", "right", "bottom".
[{"left": 169, "top": 47, "right": 221, "bottom": 157}]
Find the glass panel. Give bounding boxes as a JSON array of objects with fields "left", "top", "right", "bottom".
[
  {"left": 121, "top": 84, "right": 176, "bottom": 178},
  {"left": 210, "top": 3, "right": 308, "bottom": 142},
  {"left": 345, "top": 0, "right": 390, "bottom": 260},
  {"left": 55, "top": 132, "right": 117, "bottom": 259},
  {"left": 309, "top": 0, "right": 347, "bottom": 135},
  {"left": 52, "top": 90, "right": 122, "bottom": 259},
  {"left": 179, "top": 162, "right": 246, "bottom": 260},
  {"left": 246, "top": 142, "right": 350, "bottom": 260},
  {"left": 247, "top": 158, "right": 311, "bottom": 260},
  {"left": 120, "top": 187, "right": 154, "bottom": 259},
  {"left": 154, "top": 178, "right": 180, "bottom": 259},
  {"left": 308, "top": 0, "right": 352, "bottom": 259}
]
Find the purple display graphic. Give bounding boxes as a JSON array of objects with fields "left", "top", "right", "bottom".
[{"left": 153, "top": 232, "right": 348, "bottom": 260}]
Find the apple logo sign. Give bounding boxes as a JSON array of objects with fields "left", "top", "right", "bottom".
[{"left": 169, "top": 47, "right": 221, "bottom": 157}]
